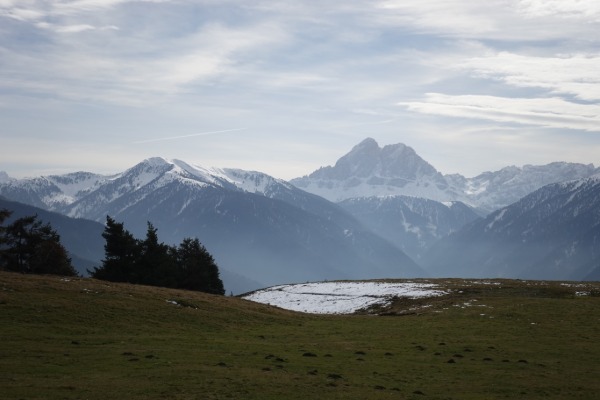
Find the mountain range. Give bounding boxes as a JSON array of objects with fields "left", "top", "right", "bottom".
[
  {"left": 292, "top": 138, "right": 598, "bottom": 261},
  {"left": 2, "top": 138, "right": 598, "bottom": 289},
  {"left": 292, "top": 138, "right": 598, "bottom": 213},
  {"left": 0, "top": 157, "right": 423, "bottom": 293}
]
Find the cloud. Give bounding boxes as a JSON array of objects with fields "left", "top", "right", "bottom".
[
  {"left": 0, "top": 16, "right": 288, "bottom": 106},
  {"left": 460, "top": 52, "right": 600, "bottom": 101},
  {"left": 52, "top": 0, "right": 172, "bottom": 15},
  {"left": 400, "top": 93, "right": 600, "bottom": 132},
  {"left": 35, "top": 22, "right": 119, "bottom": 33},
  {"left": 518, "top": 0, "right": 600, "bottom": 22},
  {"left": 0, "top": 4, "right": 44, "bottom": 22},
  {"left": 374, "top": 0, "right": 600, "bottom": 41}
]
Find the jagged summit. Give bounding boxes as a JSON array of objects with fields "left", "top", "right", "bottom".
[
  {"left": 292, "top": 138, "right": 452, "bottom": 203},
  {"left": 309, "top": 138, "right": 439, "bottom": 181}
]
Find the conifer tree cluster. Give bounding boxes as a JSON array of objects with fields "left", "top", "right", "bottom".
[
  {"left": 0, "top": 208, "right": 77, "bottom": 276},
  {"left": 90, "top": 216, "right": 225, "bottom": 295}
]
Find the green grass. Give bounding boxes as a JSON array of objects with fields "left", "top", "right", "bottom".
[{"left": 1, "top": 272, "right": 599, "bottom": 399}]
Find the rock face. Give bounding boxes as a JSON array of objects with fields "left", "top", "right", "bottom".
[
  {"left": 422, "top": 175, "right": 600, "bottom": 281},
  {"left": 0, "top": 158, "right": 425, "bottom": 293}
]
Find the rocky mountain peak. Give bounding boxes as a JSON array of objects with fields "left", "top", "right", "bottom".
[{"left": 309, "top": 138, "right": 439, "bottom": 181}]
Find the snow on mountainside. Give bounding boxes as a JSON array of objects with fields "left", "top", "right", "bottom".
[
  {"left": 0, "top": 171, "right": 109, "bottom": 210},
  {"left": 292, "top": 138, "right": 598, "bottom": 214},
  {"left": 219, "top": 168, "right": 296, "bottom": 197},
  {"left": 446, "top": 162, "right": 598, "bottom": 213},
  {"left": 0, "top": 158, "right": 298, "bottom": 217},
  {"left": 423, "top": 174, "right": 600, "bottom": 281}
]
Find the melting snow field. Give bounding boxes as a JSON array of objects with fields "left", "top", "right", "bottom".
[{"left": 242, "top": 281, "right": 447, "bottom": 314}]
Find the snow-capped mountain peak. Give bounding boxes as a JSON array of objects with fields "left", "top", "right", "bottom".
[
  {"left": 291, "top": 138, "right": 453, "bottom": 203},
  {"left": 307, "top": 138, "right": 439, "bottom": 181}
]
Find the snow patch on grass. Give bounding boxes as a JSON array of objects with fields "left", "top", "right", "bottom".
[{"left": 243, "top": 281, "right": 447, "bottom": 314}]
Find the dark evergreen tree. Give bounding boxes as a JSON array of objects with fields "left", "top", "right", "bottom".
[
  {"left": 90, "top": 216, "right": 139, "bottom": 282},
  {"left": 29, "top": 240, "right": 76, "bottom": 276},
  {"left": 0, "top": 209, "right": 11, "bottom": 249},
  {"left": 0, "top": 209, "right": 12, "bottom": 267},
  {"left": 0, "top": 210, "right": 76, "bottom": 276},
  {"left": 138, "top": 222, "right": 177, "bottom": 288},
  {"left": 176, "top": 237, "right": 225, "bottom": 295}
]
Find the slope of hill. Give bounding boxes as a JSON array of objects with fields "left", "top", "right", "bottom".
[
  {"left": 423, "top": 175, "right": 600, "bottom": 280},
  {"left": 2, "top": 272, "right": 599, "bottom": 399},
  {"left": 0, "top": 159, "right": 425, "bottom": 292}
]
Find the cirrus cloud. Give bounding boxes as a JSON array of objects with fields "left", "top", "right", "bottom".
[
  {"left": 460, "top": 52, "right": 600, "bottom": 101},
  {"left": 400, "top": 93, "right": 600, "bottom": 132}
]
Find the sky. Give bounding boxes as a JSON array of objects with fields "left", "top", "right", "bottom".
[{"left": 1, "top": 0, "right": 600, "bottom": 180}]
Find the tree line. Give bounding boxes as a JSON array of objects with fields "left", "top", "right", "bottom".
[
  {"left": 90, "top": 216, "right": 225, "bottom": 295},
  {"left": 1, "top": 209, "right": 225, "bottom": 295}
]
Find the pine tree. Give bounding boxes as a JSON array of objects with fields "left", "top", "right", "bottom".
[
  {"left": 0, "top": 208, "right": 11, "bottom": 249},
  {"left": 29, "top": 240, "right": 75, "bottom": 276},
  {"left": 138, "top": 222, "right": 177, "bottom": 288},
  {"left": 90, "top": 216, "right": 139, "bottom": 282},
  {"left": 176, "top": 237, "right": 225, "bottom": 295},
  {"left": 0, "top": 210, "right": 76, "bottom": 276},
  {"left": 0, "top": 209, "right": 12, "bottom": 268}
]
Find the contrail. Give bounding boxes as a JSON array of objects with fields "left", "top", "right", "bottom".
[
  {"left": 133, "top": 128, "right": 247, "bottom": 144},
  {"left": 350, "top": 119, "right": 395, "bottom": 127}
]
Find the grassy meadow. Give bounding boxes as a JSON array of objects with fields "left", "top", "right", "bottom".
[{"left": 1, "top": 271, "right": 599, "bottom": 399}]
